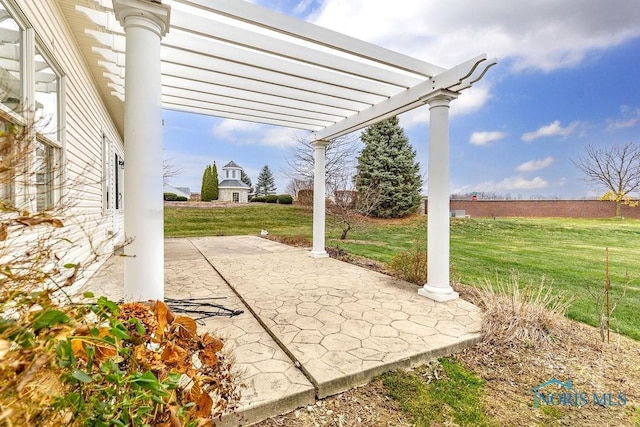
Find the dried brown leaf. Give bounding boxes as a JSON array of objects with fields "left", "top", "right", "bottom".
[
  {"left": 161, "top": 342, "right": 188, "bottom": 366},
  {"left": 0, "top": 223, "right": 7, "bottom": 241},
  {"left": 174, "top": 316, "right": 197, "bottom": 339},
  {"left": 153, "top": 300, "right": 173, "bottom": 341},
  {"left": 199, "top": 345, "right": 219, "bottom": 368},
  {"left": 195, "top": 391, "right": 213, "bottom": 418}
]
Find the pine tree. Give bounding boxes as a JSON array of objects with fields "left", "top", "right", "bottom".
[
  {"left": 255, "top": 165, "right": 277, "bottom": 196},
  {"left": 211, "top": 162, "right": 219, "bottom": 201},
  {"left": 200, "top": 164, "right": 212, "bottom": 201},
  {"left": 356, "top": 116, "right": 422, "bottom": 218},
  {"left": 241, "top": 169, "right": 254, "bottom": 198}
]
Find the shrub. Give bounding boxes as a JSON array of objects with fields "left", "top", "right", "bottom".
[
  {"left": 176, "top": 196, "right": 188, "bottom": 201},
  {"left": 251, "top": 196, "right": 266, "bottom": 203},
  {"left": 265, "top": 195, "right": 278, "bottom": 203},
  {"left": 475, "top": 272, "right": 574, "bottom": 348},
  {"left": 163, "top": 192, "right": 178, "bottom": 201},
  {"left": 297, "top": 189, "right": 313, "bottom": 205},
  {"left": 389, "top": 235, "right": 428, "bottom": 285},
  {"left": 277, "top": 194, "right": 293, "bottom": 204}
]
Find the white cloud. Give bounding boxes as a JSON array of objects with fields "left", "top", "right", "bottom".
[
  {"left": 516, "top": 156, "right": 555, "bottom": 172},
  {"left": 293, "top": 0, "right": 313, "bottom": 14},
  {"left": 479, "top": 175, "right": 549, "bottom": 191},
  {"left": 307, "top": 1, "right": 640, "bottom": 72},
  {"left": 521, "top": 120, "right": 580, "bottom": 142},
  {"left": 607, "top": 106, "right": 640, "bottom": 130},
  {"left": 212, "top": 119, "right": 303, "bottom": 147},
  {"left": 470, "top": 131, "right": 506, "bottom": 146}
]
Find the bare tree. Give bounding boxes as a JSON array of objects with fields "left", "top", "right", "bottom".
[
  {"left": 327, "top": 173, "right": 381, "bottom": 240},
  {"left": 572, "top": 142, "right": 640, "bottom": 217},
  {"left": 163, "top": 151, "right": 182, "bottom": 182},
  {"left": 283, "top": 133, "right": 360, "bottom": 185}
]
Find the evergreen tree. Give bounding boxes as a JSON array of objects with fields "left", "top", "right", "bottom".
[
  {"left": 356, "top": 116, "right": 422, "bottom": 218},
  {"left": 255, "top": 165, "right": 277, "bottom": 196},
  {"left": 241, "top": 169, "right": 254, "bottom": 198},
  {"left": 211, "top": 162, "right": 219, "bottom": 201},
  {"left": 200, "top": 164, "right": 212, "bottom": 201}
]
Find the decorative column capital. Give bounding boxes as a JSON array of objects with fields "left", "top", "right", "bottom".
[
  {"left": 424, "top": 89, "right": 458, "bottom": 109},
  {"left": 113, "top": 0, "right": 171, "bottom": 37},
  {"left": 311, "top": 139, "right": 330, "bottom": 148}
]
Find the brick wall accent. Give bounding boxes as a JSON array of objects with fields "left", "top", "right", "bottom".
[{"left": 424, "top": 200, "right": 640, "bottom": 219}]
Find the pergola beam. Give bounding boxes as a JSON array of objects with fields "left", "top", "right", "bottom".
[{"left": 315, "top": 56, "right": 497, "bottom": 141}]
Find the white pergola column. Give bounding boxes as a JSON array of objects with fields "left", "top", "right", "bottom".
[
  {"left": 419, "top": 91, "right": 459, "bottom": 302},
  {"left": 310, "top": 140, "right": 329, "bottom": 258},
  {"left": 114, "top": 0, "right": 170, "bottom": 302}
]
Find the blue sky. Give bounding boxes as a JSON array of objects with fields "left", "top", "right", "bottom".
[{"left": 163, "top": 0, "right": 640, "bottom": 199}]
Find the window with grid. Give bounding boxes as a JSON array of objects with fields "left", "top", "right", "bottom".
[{"left": 0, "top": 1, "right": 63, "bottom": 212}]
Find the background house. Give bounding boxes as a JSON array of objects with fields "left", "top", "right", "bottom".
[{"left": 218, "top": 161, "right": 250, "bottom": 203}]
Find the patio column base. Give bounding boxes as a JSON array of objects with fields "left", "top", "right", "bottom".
[
  {"left": 309, "top": 250, "right": 329, "bottom": 258},
  {"left": 418, "top": 285, "right": 459, "bottom": 302}
]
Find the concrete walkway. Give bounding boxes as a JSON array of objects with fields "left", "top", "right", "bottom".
[{"left": 84, "top": 236, "right": 482, "bottom": 425}]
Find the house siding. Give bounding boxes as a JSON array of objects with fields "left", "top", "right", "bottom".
[{"left": 12, "top": 0, "right": 125, "bottom": 287}]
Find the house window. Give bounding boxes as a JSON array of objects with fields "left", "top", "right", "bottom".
[
  {"left": 114, "top": 153, "right": 123, "bottom": 210},
  {"left": 102, "top": 135, "right": 111, "bottom": 212},
  {"left": 0, "top": 1, "right": 22, "bottom": 111},
  {"left": 232, "top": 170, "right": 237, "bottom": 179},
  {"left": 0, "top": 1, "right": 63, "bottom": 212},
  {"left": 226, "top": 170, "right": 229, "bottom": 178},
  {"left": 35, "top": 139, "right": 54, "bottom": 211},
  {"left": 34, "top": 47, "right": 59, "bottom": 139},
  {"left": 232, "top": 192, "right": 239, "bottom": 203},
  {"left": 0, "top": 119, "right": 16, "bottom": 204}
]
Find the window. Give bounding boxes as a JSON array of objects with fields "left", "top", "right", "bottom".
[
  {"left": 0, "top": 1, "right": 63, "bottom": 212},
  {"left": 225, "top": 170, "right": 229, "bottom": 178},
  {"left": 35, "top": 139, "right": 54, "bottom": 211},
  {"left": 34, "top": 47, "right": 59, "bottom": 140},
  {"left": 232, "top": 170, "right": 237, "bottom": 179},
  {"left": 0, "top": 119, "right": 16, "bottom": 204},
  {"left": 0, "top": 1, "right": 22, "bottom": 111},
  {"left": 232, "top": 192, "right": 239, "bottom": 203},
  {"left": 102, "top": 135, "right": 111, "bottom": 211},
  {"left": 114, "top": 153, "right": 123, "bottom": 210},
  {"left": 102, "top": 136, "right": 124, "bottom": 212}
]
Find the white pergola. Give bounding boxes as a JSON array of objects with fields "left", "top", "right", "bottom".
[{"left": 62, "top": 0, "right": 495, "bottom": 302}]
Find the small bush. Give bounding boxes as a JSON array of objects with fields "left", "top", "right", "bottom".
[
  {"left": 176, "top": 196, "right": 188, "bottom": 201},
  {"left": 389, "top": 236, "right": 428, "bottom": 285},
  {"left": 476, "top": 272, "right": 574, "bottom": 348},
  {"left": 297, "top": 189, "right": 313, "bottom": 205},
  {"left": 163, "top": 192, "right": 178, "bottom": 201},
  {"left": 277, "top": 194, "right": 293, "bottom": 204},
  {"left": 251, "top": 196, "right": 266, "bottom": 203},
  {"left": 265, "top": 195, "right": 278, "bottom": 203}
]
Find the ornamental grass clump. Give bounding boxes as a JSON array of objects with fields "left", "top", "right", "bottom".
[{"left": 476, "top": 273, "right": 574, "bottom": 348}]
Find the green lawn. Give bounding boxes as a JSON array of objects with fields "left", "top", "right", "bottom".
[{"left": 165, "top": 205, "right": 640, "bottom": 340}]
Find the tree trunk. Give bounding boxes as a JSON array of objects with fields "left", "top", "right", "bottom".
[
  {"left": 615, "top": 201, "right": 621, "bottom": 217},
  {"left": 340, "top": 224, "right": 351, "bottom": 240}
]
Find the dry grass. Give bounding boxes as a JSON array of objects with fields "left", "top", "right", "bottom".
[{"left": 473, "top": 273, "right": 574, "bottom": 348}]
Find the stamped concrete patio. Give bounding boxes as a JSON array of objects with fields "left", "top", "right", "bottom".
[{"left": 84, "top": 236, "right": 482, "bottom": 426}]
